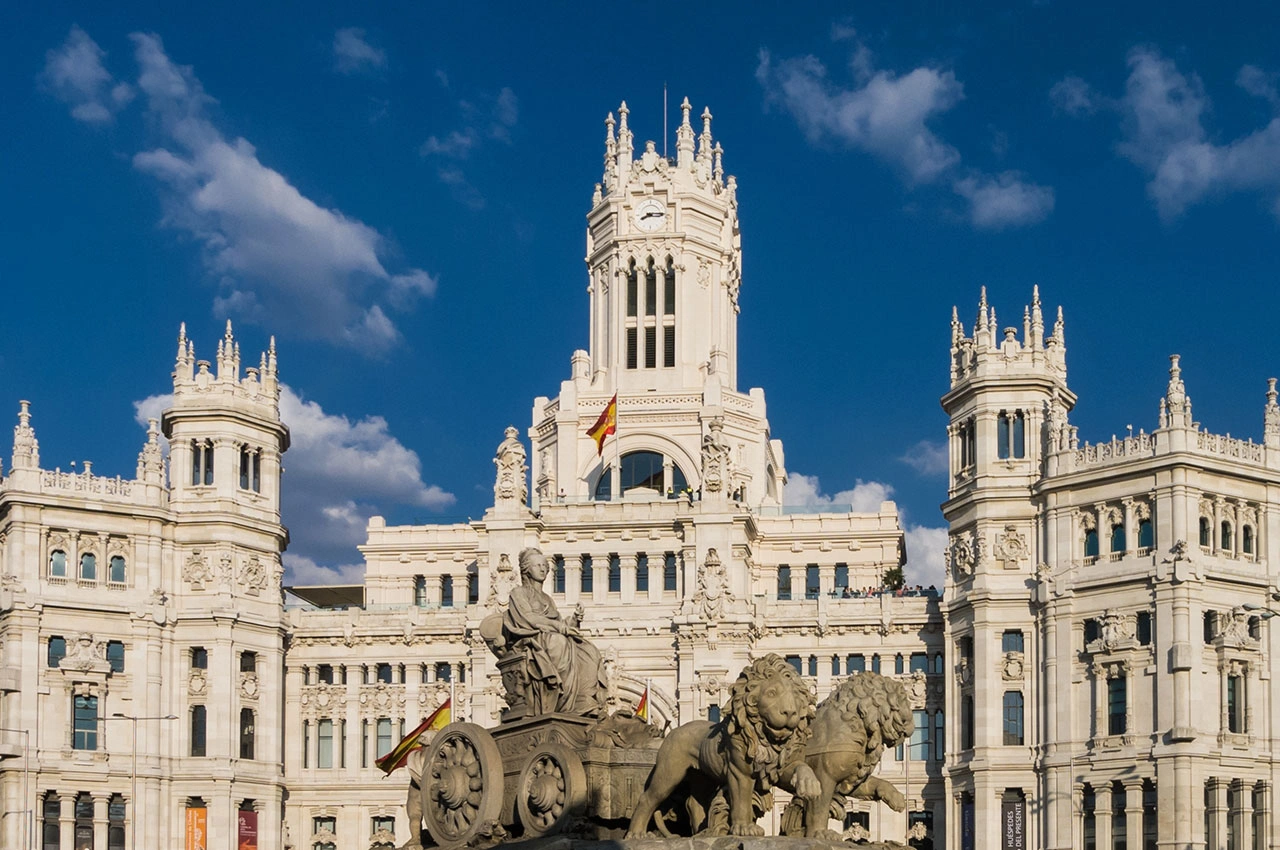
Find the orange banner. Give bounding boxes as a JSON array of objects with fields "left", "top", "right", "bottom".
[{"left": 185, "top": 807, "right": 207, "bottom": 850}]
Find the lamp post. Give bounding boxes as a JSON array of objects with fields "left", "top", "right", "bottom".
[
  {"left": 109, "top": 713, "right": 176, "bottom": 850},
  {"left": 0, "top": 726, "right": 31, "bottom": 850}
]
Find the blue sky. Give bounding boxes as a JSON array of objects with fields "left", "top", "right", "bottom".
[{"left": 4, "top": 3, "right": 1280, "bottom": 587}]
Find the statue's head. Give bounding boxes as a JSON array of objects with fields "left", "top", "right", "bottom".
[{"left": 518, "top": 547, "right": 547, "bottom": 580}]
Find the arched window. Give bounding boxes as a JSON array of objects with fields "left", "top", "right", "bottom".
[
  {"left": 1137, "top": 518, "right": 1154, "bottom": 550},
  {"left": 1221, "top": 521, "right": 1233, "bottom": 551},
  {"left": 49, "top": 550, "right": 66, "bottom": 578},
  {"left": 643, "top": 257, "right": 657, "bottom": 368},
  {"left": 1242, "top": 525, "right": 1255, "bottom": 555},
  {"left": 79, "top": 553, "right": 96, "bottom": 581},
  {"left": 625, "top": 259, "right": 638, "bottom": 369},
  {"left": 1110, "top": 522, "right": 1126, "bottom": 554},
  {"left": 594, "top": 450, "right": 687, "bottom": 500},
  {"left": 662, "top": 255, "right": 676, "bottom": 367},
  {"left": 1199, "top": 517, "right": 1212, "bottom": 547},
  {"left": 1084, "top": 529, "right": 1099, "bottom": 560},
  {"left": 109, "top": 555, "right": 126, "bottom": 584}
]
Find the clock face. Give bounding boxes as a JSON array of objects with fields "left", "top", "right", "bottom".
[{"left": 634, "top": 199, "right": 667, "bottom": 232}]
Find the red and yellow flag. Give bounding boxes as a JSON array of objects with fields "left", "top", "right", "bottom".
[
  {"left": 586, "top": 393, "right": 618, "bottom": 456},
  {"left": 635, "top": 683, "right": 649, "bottom": 723},
  {"left": 375, "top": 698, "right": 451, "bottom": 775}
]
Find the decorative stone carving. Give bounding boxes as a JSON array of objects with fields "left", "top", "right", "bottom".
[
  {"left": 493, "top": 426, "right": 528, "bottom": 508},
  {"left": 61, "top": 633, "right": 108, "bottom": 672},
  {"left": 240, "top": 670, "right": 260, "bottom": 701},
  {"left": 188, "top": 670, "right": 207, "bottom": 698},
  {"left": 692, "top": 548, "right": 733, "bottom": 622},
  {"left": 700, "top": 419, "right": 733, "bottom": 495},
  {"left": 1086, "top": 610, "right": 1136, "bottom": 654},
  {"left": 360, "top": 684, "right": 406, "bottom": 717},
  {"left": 1219, "top": 607, "right": 1260, "bottom": 648},
  {"left": 946, "top": 532, "right": 975, "bottom": 579},
  {"left": 239, "top": 555, "right": 268, "bottom": 596},
  {"left": 182, "top": 550, "right": 213, "bottom": 590},
  {"left": 994, "top": 525, "right": 1029, "bottom": 568},
  {"left": 486, "top": 553, "right": 518, "bottom": 609},
  {"left": 369, "top": 825, "right": 397, "bottom": 847},
  {"left": 1002, "top": 652, "right": 1025, "bottom": 681},
  {"left": 300, "top": 685, "right": 343, "bottom": 718}
]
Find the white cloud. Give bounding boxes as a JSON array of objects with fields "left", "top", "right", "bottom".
[
  {"left": 421, "top": 130, "right": 477, "bottom": 159},
  {"left": 283, "top": 554, "right": 365, "bottom": 586},
  {"left": 333, "top": 28, "right": 386, "bottom": 74},
  {"left": 952, "top": 171, "right": 1055, "bottom": 229},
  {"left": 897, "top": 439, "right": 949, "bottom": 476},
  {"left": 420, "top": 84, "right": 519, "bottom": 207},
  {"left": 1062, "top": 47, "right": 1280, "bottom": 220},
  {"left": 40, "top": 26, "right": 133, "bottom": 123},
  {"left": 1049, "top": 75, "right": 1097, "bottom": 117},
  {"left": 121, "top": 32, "right": 435, "bottom": 353},
  {"left": 903, "top": 525, "right": 947, "bottom": 589},
  {"left": 783, "top": 473, "right": 894, "bottom": 512},
  {"left": 758, "top": 40, "right": 1052, "bottom": 228},
  {"left": 133, "top": 385, "right": 454, "bottom": 582}
]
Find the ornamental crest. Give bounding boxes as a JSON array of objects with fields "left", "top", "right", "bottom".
[
  {"left": 946, "top": 532, "right": 975, "bottom": 579},
  {"left": 240, "top": 670, "right": 259, "bottom": 701},
  {"left": 239, "top": 556, "right": 268, "bottom": 596},
  {"left": 486, "top": 553, "right": 518, "bottom": 609},
  {"left": 1002, "top": 652, "right": 1024, "bottom": 681},
  {"left": 360, "top": 684, "right": 406, "bottom": 716},
  {"left": 188, "top": 670, "right": 207, "bottom": 697},
  {"left": 182, "top": 549, "right": 214, "bottom": 590},
  {"left": 62, "top": 633, "right": 108, "bottom": 672},
  {"left": 692, "top": 548, "right": 733, "bottom": 622},
  {"left": 994, "top": 525, "right": 1029, "bottom": 568}
]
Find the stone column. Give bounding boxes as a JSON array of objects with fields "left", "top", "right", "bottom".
[
  {"left": 1094, "top": 783, "right": 1112, "bottom": 850},
  {"left": 1208, "top": 777, "right": 1228, "bottom": 849},
  {"left": 93, "top": 793, "right": 109, "bottom": 850},
  {"left": 1091, "top": 662, "right": 1106, "bottom": 740},
  {"left": 648, "top": 552, "right": 663, "bottom": 604},
  {"left": 592, "top": 554, "right": 606, "bottom": 604},
  {"left": 1122, "top": 498, "right": 1136, "bottom": 556},
  {"left": 58, "top": 792, "right": 74, "bottom": 850},
  {"left": 620, "top": 554, "right": 637, "bottom": 604},
  {"left": 1232, "top": 778, "right": 1252, "bottom": 850},
  {"left": 1213, "top": 497, "right": 1225, "bottom": 555},
  {"left": 1123, "top": 780, "right": 1143, "bottom": 850},
  {"left": 565, "top": 555, "right": 582, "bottom": 606}
]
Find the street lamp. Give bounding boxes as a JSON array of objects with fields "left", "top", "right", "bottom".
[
  {"left": 0, "top": 726, "right": 31, "bottom": 850},
  {"left": 109, "top": 713, "right": 176, "bottom": 850}
]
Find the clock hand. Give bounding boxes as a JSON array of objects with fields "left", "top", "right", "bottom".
[{"left": 641, "top": 211, "right": 662, "bottom": 219}]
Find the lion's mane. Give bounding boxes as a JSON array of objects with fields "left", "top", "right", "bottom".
[
  {"left": 725, "top": 654, "right": 815, "bottom": 782},
  {"left": 821, "top": 672, "right": 913, "bottom": 752}
]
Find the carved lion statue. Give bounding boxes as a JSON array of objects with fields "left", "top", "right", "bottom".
[
  {"left": 778, "top": 672, "right": 915, "bottom": 838},
  {"left": 625, "top": 654, "right": 819, "bottom": 838}
]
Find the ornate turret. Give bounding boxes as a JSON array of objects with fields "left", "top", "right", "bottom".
[
  {"left": 1265, "top": 378, "right": 1280, "bottom": 449},
  {"left": 10, "top": 400, "right": 38, "bottom": 471}
]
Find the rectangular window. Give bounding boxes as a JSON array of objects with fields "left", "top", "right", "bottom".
[
  {"left": 846, "top": 654, "right": 865, "bottom": 673},
  {"left": 805, "top": 565, "right": 820, "bottom": 600},
  {"left": 626, "top": 328, "right": 637, "bottom": 370},
  {"left": 1002, "top": 630, "right": 1025, "bottom": 653},
  {"left": 1013, "top": 411, "right": 1026, "bottom": 458},
  {"left": 636, "top": 553, "right": 649, "bottom": 593},
  {"left": 909, "top": 652, "right": 929, "bottom": 674},
  {"left": 663, "top": 325, "right": 675, "bottom": 368},
  {"left": 707, "top": 704, "right": 721, "bottom": 723},
  {"left": 240, "top": 708, "right": 256, "bottom": 759},
  {"left": 608, "top": 554, "right": 621, "bottom": 593},
  {"left": 785, "top": 655, "right": 802, "bottom": 675},
  {"left": 360, "top": 720, "right": 368, "bottom": 768},
  {"left": 467, "top": 571, "right": 479, "bottom": 605},
  {"left": 43, "top": 795, "right": 60, "bottom": 850},
  {"left": 777, "top": 565, "right": 791, "bottom": 600},
  {"left": 663, "top": 266, "right": 675, "bottom": 315},
  {"left": 190, "top": 705, "right": 207, "bottom": 757},
  {"left": 1003, "top": 691, "right": 1025, "bottom": 745},
  {"left": 317, "top": 719, "right": 334, "bottom": 769},
  {"left": 834, "top": 563, "right": 848, "bottom": 592},
  {"left": 934, "top": 709, "right": 945, "bottom": 760},
  {"left": 553, "top": 556, "right": 565, "bottom": 594},
  {"left": 626, "top": 269, "right": 637, "bottom": 317},
  {"left": 49, "top": 550, "right": 66, "bottom": 578},
  {"left": 376, "top": 718, "right": 393, "bottom": 759},
  {"left": 107, "top": 641, "right": 125, "bottom": 673},
  {"left": 581, "top": 556, "right": 593, "bottom": 593},
  {"left": 663, "top": 553, "right": 677, "bottom": 592},
  {"left": 240, "top": 651, "right": 257, "bottom": 673},
  {"left": 48, "top": 636, "right": 66, "bottom": 668},
  {"left": 911, "top": 709, "right": 929, "bottom": 760},
  {"left": 73, "top": 695, "right": 98, "bottom": 750},
  {"left": 340, "top": 720, "right": 347, "bottom": 769},
  {"left": 1084, "top": 618, "right": 1100, "bottom": 644},
  {"left": 832, "top": 656, "right": 841, "bottom": 675},
  {"left": 807, "top": 655, "right": 817, "bottom": 677},
  {"left": 871, "top": 654, "right": 881, "bottom": 674},
  {"left": 1107, "top": 676, "right": 1127, "bottom": 736},
  {"left": 376, "top": 663, "right": 393, "bottom": 684},
  {"left": 1228, "top": 675, "right": 1244, "bottom": 733},
  {"left": 109, "top": 555, "right": 126, "bottom": 583},
  {"left": 302, "top": 720, "right": 310, "bottom": 768},
  {"left": 107, "top": 795, "right": 124, "bottom": 850},
  {"left": 895, "top": 654, "right": 905, "bottom": 675},
  {"left": 317, "top": 664, "right": 334, "bottom": 685},
  {"left": 645, "top": 265, "right": 657, "bottom": 316},
  {"left": 998, "top": 413, "right": 1011, "bottom": 460},
  {"left": 372, "top": 816, "right": 396, "bottom": 839},
  {"left": 1137, "top": 611, "right": 1152, "bottom": 646},
  {"left": 961, "top": 694, "right": 974, "bottom": 750},
  {"left": 435, "top": 662, "right": 452, "bottom": 683},
  {"left": 644, "top": 327, "right": 656, "bottom": 369},
  {"left": 414, "top": 575, "right": 427, "bottom": 606},
  {"left": 441, "top": 575, "right": 454, "bottom": 607}
]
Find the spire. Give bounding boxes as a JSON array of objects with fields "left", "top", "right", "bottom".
[
  {"left": 950, "top": 305, "right": 963, "bottom": 344},
  {"left": 1022, "top": 306, "right": 1031, "bottom": 346},
  {"left": 136, "top": 417, "right": 164, "bottom": 481},
  {"left": 262, "top": 335, "right": 279, "bottom": 397},
  {"left": 1265, "top": 377, "right": 1280, "bottom": 446},
  {"left": 174, "top": 322, "right": 194, "bottom": 384},
  {"left": 616, "top": 101, "right": 632, "bottom": 182},
  {"left": 976, "top": 286, "right": 989, "bottom": 333},
  {"left": 697, "top": 106, "right": 713, "bottom": 165},
  {"left": 712, "top": 142, "right": 724, "bottom": 184},
  {"left": 676, "top": 97, "right": 694, "bottom": 167},
  {"left": 1164, "top": 353, "right": 1192, "bottom": 427},
  {"left": 216, "top": 319, "right": 239, "bottom": 381},
  {"left": 11, "top": 400, "right": 38, "bottom": 470},
  {"left": 1052, "top": 306, "right": 1065, "bottom": 345}
]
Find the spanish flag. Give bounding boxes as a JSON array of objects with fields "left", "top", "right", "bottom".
[
  {"left": 375, "top": 698, "right": 451, "bottom": 775},
  {"left": 635, "top": 682, "right": 649, "bottom": 723},
  {"left": 586, "top": 393, "right": 618, "bottom": 456}
]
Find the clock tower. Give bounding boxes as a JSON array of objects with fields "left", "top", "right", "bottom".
[{"left": 528, "top": 98, "right": 785, "bottom": 509}]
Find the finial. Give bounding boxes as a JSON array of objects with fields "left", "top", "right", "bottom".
[
  {"left": 224, "top": 319, "right": 234, "bottom": 339},
  {"left": 1032, "top": 284, "right": 1041, "bottom": 307},
  {"left": 681, "top": 97, "right": 691, "bottom": 125},
  {"left": 976, "top": 287, "right": 989, "bottom": 332},
  {"left": 619, "top": 101, "right": 629, "bottom": 127},
  {"left": 701, "top": 106, "right": 713, "bottom": 132},
  {"left": 606, "top": 111, "right": 615, "bottom": 136},
  {"left": 269, "top": 335, "right": 276, "bottom": 354},
  {"left": 713, "top": 142, "right": 723, "bottom": 182},
  {"left": 1169, "top": 353, "right": 1181, "bottom": 379},
  {"left": 1268, "top": 377, "right": 1278, "bottom": 405},
  {"left": 17, "top": 400, "right": 30, "bottom": 427}
]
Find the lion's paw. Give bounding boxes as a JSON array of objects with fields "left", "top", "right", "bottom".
[
  {"left": 812, "top": 829, "right": 844, "bottom": 842},
  {"left": 882, "top": 788, "right": 907, "bottom": 812},
  {"left": 730, "top": 824, "right": 766, "bottom": 837}
]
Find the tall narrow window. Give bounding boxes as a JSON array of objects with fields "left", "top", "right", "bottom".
[
  {"left": 107, "top": 641, "right": 125, "bottom": 673},
  {"left": 440, "top": 575, "right": 454, "bottom": 607},
  {"left": 1002, "top": 630, "right": 1024, "bottom": 653},
  {"left": 1003, "top": 691, "right": 1024, "bottom": 745},
  {"left": 74, "top": 794, "right": 93, "bottom": 850},
  {"left": 1242, "top": 525, "right": 1255, "bottom": 555},
  {"left": 1137, "top": 611, "right": 1153, "bottom": 645},
  {"left": 805, "top": 565, "right": 820, "bottom": 600},
  {"left": 376, "top": 718, "right": 393, "bottom": 758},
  {"left": 73, "top": 695, "right": 98, "bottom": 750},
  {"left": 1082, "top": 785, "right": 1097, "bottom": 850},
  {"left": 895, "top": 654, "right": 905, "bottom": 675},
  {"left": 48, "top": 636, "right": 66, "bottom": 668},
  {"left": 1111, "top": 522, "right": 1126, "bottom": 554},
  {"left": 191, "top": 705, "right": 207, "bottom": 757},
  {"left": 240, "top": 446, "right": 251, "bottom": 490},
  {"left": 911, "top": 709, "right": 929, "bottom": 760},
  {"left": 1084, "top": 529, "right": 1099, "bottom": 560},
  {"left": 626, "top": 327, "right": 638, "bottom": 370},
  {"left": 107, "top": 795, "right": 125, "bottom": 850},
  {"left": 626, "top": 260, "right": 637, "bottom": 317},
  {"left": 807, "top": 655, "right": 818, "bottom": 677},
  {"left": 961, "top": 694, "right": 975, "bottom": 750},
  {"left": 1222, "top": 521, "right": 1234, "bottom": 551},
  {"left": 1227, "top": 674, "right": 1244, "bottom": 733},
  {"left": 376, "top": 663, "right": 393, "bottom": 684},
  {"left": 644, "top": 326, "right": 656, "bottom": 369},
  {"left": 42, "top": 794, "right": 60, "bottom": 850},
  {"left": 871, "top": 654, "right": 881, "bottom": 674},
  {"left": 644, "top": 257, "right": 656, "bottom": 316},
  {"left": 553, "top": 556, "right": 565, "bottom": 593},
  {"left": 1107, "top": 675, "right": 1127, "bottom": 735},
  {"left": 239, "top": 708, "right": 256, "bottom": 759},
  {"left": 663, "top": 326, "right": 675, "bottom": 368},
  {"left": 1142, "top": 780, "right": 1158, "bottom": 850},
  {"left": 636, "top": 553, "right": 649, "bottom": 593},
  {"left": 998, "top": 412, "right": 1011, "bottom": 460},
  {"left": 663, "top": 552, "right": 677, "bottom": 592},
  {"left": 776, "top": 565, "right": 791, "bottom": 600},
  {"left": 934, "top": 709, "right": 945, "bottom": 760},
  {"left": 191, "top": 646, "right": 208, "bottom": 669},
  {"left": 360, "top": 720, "right": 368, "bottom": 768},
  {"left": 581, "top": 555, "right": 593, "bottom": 593},
  {"left": 834, "top": 563, "right": 849, "bottom": 593},
  {"left": 109, "top": 555, "right": 126, "bottom": 583},
  {"left": 467, "top": 570, "right": 479, "bottom": 605},
  {"left": 340, "top": 720, "right": 347, "bottom": 769},
  {"left": 608, "top": 554, "right": 621, "bottom": 593},
  {"left": 80, "top": 553, "right": 96, "bottom": 581},
  {"left": 1138, "top": 518, "right": 1154, "bottom": 550},
  {"left": 49, "top": 549, "right": 66, "bottom": 578},
  {"left": 1013, "top": 410, "right": 1026, "bottom": 457},
  {"left": 317, "top": 719, "right": 334, "bottom": 768},
  {"left": 192, "top": 440, "right": 214, "bottom": 485},
  {"left": 663, "top": 257, "right": 675, "bottom": 315},
  {"left": 240, "top": 651, "right": 257, "bottom": 673},
  {"left": 414, "top": 575, "right": 427, "bottom": 607},
  {"left": 1199, "top": 517, "right": 1212, "bottom": 547}
]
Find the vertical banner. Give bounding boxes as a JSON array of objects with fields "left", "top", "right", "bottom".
[
  {"left": 185, "top": 807, "right": 207, "bottom": 850},
  {"left": 237, "top": 810, "right": 258, "bottom": 850},
  {"left": 1001, "top": 796, "right": 1026, "bottom": 850},
  {"left": 961, "top": 798, "right": 975, "bottom": 850}
]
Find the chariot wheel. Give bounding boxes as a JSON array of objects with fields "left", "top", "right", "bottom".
[
  {"left": 419, "top": 722, "right": 504, "bottom": 848},
  {"left": 515, "top": 742, "right": 588, "bottom": 837}
]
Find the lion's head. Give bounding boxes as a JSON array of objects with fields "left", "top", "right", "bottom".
[
  {"left": 726, "top": 653, "right": 815, "bottom": 768},
  {"left": 821, "top": 672, "right": 914, "bottom": 749}
]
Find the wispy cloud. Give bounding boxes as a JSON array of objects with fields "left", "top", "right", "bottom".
[
  {"left": 757, "top": 31, "right": 1053, "bottom": 229},
  {"left": 1055, "top": 47, "right": 1280, "bottom": 220},
  {"left": 39, "top": 26, "right": 133, "bottom": 124},
  {"left": 134, "top": 385, "right": 454, "bottom": 584},
  {"left": 1049, "top": 75, "right": 1097, "bottom": 117},
  {"left": 333, "top": 28, "right": 387, "bottom": 74},
  {"left": 108, "top": 32, "right": 435, "bottom": 354},
  {"left": 420, "top": 85, "right": 519, "bottom": 209},
  {"left": 897, "top": 439, "right": 949, "bottom": 476}
]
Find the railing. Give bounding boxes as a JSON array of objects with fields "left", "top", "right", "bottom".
[
  {"left": 1195, "top": 431, "right": 1264, "bottom": 463},
  {"left": 40, "top": 469, "right": 134, "bottom": 497},
  {"left": 1071, "top": 433, "right": 1155, "bottom": 469}
]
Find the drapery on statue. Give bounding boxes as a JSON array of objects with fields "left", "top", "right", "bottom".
[{"left": 501, "top": 548, "right": 608, "bottom": 717}]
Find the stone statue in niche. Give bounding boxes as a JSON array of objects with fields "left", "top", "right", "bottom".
[
  {"left": 701, "top": 418, "right": 732, "bottom": 495},
  {"left": 493, "top": 426, "right": 528, "bottom": 507},
  {"left": 692, "top": 548, "right": 733, "bottom": 622},
  {"left": 485, "top": 548, "right": 607, "bottom": 717}
]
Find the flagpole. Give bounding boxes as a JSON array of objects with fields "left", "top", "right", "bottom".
[
  {"left": 451, "top": 677, "right": 457, "bottom": 722},
  {"left": 614, "top": 394, "right": 621, "bottom": 500}
]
